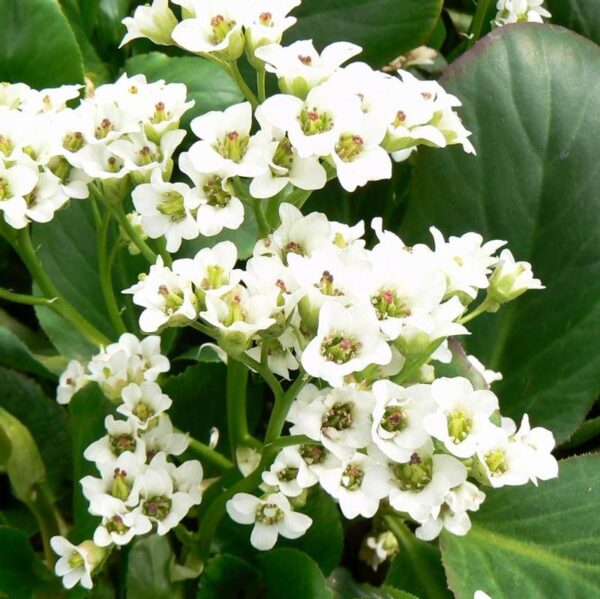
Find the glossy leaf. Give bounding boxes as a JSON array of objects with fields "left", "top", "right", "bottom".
[
  {"left": 0, "top": 367, "right": 70, "bottom": 497},
  {"left": 329, "top": 569, "right": 418, "bottom": 599},
  {"left": 405, "top": 24, "right": 600, "bottom": 442},
  {"left": 0, "top": 325, "right": 56, "bottom": 381},
  {"left": 547, "top": 0, "right": 600, "bottom": 45},
  {"left": 289, "top": 0, "right": 443, "bottom": 67},
  {"left": 0, "top": 0, "right": 84, "bottom": 87},
  {"left": 127, "top": 534, "right": 185, "bottom": 599},
  {"left": 0, "top": 526, "right": 43, "bottom": 598},
  {"left": 259, "top": 548, "right": 333, "bottom": 599},
  {"left": 197, "top": 554, "right": 261, "bottom": 599},
  {"left": 441, "top": 454, "right": 600, "bottom": 597}
]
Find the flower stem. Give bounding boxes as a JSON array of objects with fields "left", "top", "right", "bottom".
[
  {"left": 467, "top": 0, "right": 493, "bottom": 49},
  {"left": 226, "top": 358, "right": 250, "bottom": 459},
  {"left": 227, "top": 61, "right": 259, "bottom": 109},
  {"left": 97, "top": 211, "right": 127, "bottom": 335},
  {"left": 109, "top": 203, "right": 157, "bottom": 264},
  {"left": 256, "top": 68, "right": 266, "bottom": 103},
  {"left": 0, "top": 287, "right": 56, "bottom": 307},
  {"left": 458, "top": 295, "right": 496, "bottom": 324},
  {"left": 186, "top": 436, "right": 233, "bottom": 471},
  {"left": 9, "top": 228, "right": 109, "bottom": 347},
  {"left": 253, "top": 198, "right": 271, "bottom": 237},
  {"left": 264, "top": 373, "right": 310, "bottom": 443}
]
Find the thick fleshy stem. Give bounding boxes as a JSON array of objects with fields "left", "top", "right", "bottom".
[
  {"left": 185, "top": 436, "right": 234, "bottom": 471},
  {"left": 264, "top": 373, "right": 311, "bottom": 443},
  {"left": 467, "top": 0, "right": 494, "bottom": 49},
  {"left": 226, "top": 358, "right": 251, "bottom": 460}
]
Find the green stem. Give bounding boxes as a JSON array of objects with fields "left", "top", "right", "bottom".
[
  {"left": 10, "top": 229, "right": 109, "bottom": 347},
  {"left": 467, "top": 0, "right": 493, "bottom": 49},
  {"left": 97, "top": 211, "right": 127, "bottom": 335},
  {"left": 30, "top": 484, "right": 65, "bottom": 567},
  {"left": 285, "top": 188, "right": 314, "bottom": 211},
  {"left": 186, "top": 437, "right": 233, "bottom": 471},
  {"left": 110, "top": 204, "right": 157, "bottom": 264},
  {"left": 237, "top": 352, "right": 284, "bottom": 402},
  {"left": 227, "top": 61, "right": 259, "bottom": 109},
  {"left": 264, "top": 373, "right": 310, "bottom": 443},
  {"left": 256, "top": 68, "right": 266, "bottom": 103},
  {"left": 458, "top": 295, "right": 496, "bottom": 325},
  {"left": 0, "top": 287, "right": 56, "bottom": 307},
  {"left": 253, "top": 199, "right": 270, "bottom": 238},
  {"left": 155, "top": 236, "right": 173, "bottom": 267},
  {"left": 226, "top": 358, "right": 250, "bottom": 459}
]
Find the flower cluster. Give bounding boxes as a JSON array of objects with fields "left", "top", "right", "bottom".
[
  {"left": 120, "top": 0, "right": 474, "bottom": 253},
  {"left": 52, "top": 334, "right": 203, "bottom": 589},
  {"left": 0, "top": 75, "right": 192, "bottom": 229},
  {"left": 127, "top": 203, "right": 555, "bottom": 550},
  {"left": 493, "top": 0, "right": 551, "bottom": 27}
]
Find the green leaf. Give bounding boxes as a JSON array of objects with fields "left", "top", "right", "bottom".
[
  {"left": 69, "top": 383, "right": 113, "bottom": 542},
  {"left": 0, "top": 367, "right": 70, "bottom": 497},
  {"left": 385, "top": 519, "right": 451, "bottom": 599},
  {"left": 33, "top": 199, "right": 117, "bottom": 354},
  {"left": 405, "top": 24, "right": 600, "bottom": 442},
  {"left": 197, "top": 554, "right": 261, "bottom": 599},
  {"left": 547, "top": 0, "right": 600, "bottom": 45},
  {"left": 279, "top": 489, "right": 344, "bottom": 576},
  {"left": 329, "top": 568, "right": 419, "bottom": 599},
  {"left": 440, "top": 454, "right": 600, "bottom": 598},
  {"left": 289, "top": 0, "right": 443, "bottom": 67},
  {"left": 96, "top": 0, "right": 129, "bottom": 51},
  {"left": 123, "top": 52, "right": 244, "bottom": 133},
  {"left": 259, "top": 548, "right": 334, "bottom": 599},
  {"left": 0, "top": 408, "right": 46, "bottom": 506},
  {"left": 127, "top": 534, "right": 185, "bottom": 599},
  {"left": 0, "top": 526, "right": 43, "bottom": 599},
  {"left": 0, "top": 325, "right": 56, "bottom": 381},
  {"left": 0, "top": 0, "right": 84, "bottom": 87}
]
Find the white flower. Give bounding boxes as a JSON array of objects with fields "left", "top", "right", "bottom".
[
  {"left": 172, "top": 0, "right": 246, "bottom": 60},
  {"left": 245, "top": 0, "right": 299, "bottom": 52},
  {"left": 488, "top": 249, "right": 544, "bottom": 304},
  {"left": 226, "top": 492, "right": 312, "bottom": 550},
  {"left": 78, "top": 97, "right": 140, "bottom": 146},
  {"left": 132, "top": 169, "right": 201, "bottom": 252},
  {"left": 371, "top": 380, "right": 437, "bottom": 462},
  {"left": 420, "top": 227, "right": 505, "bottom": 301},
  {"left": 121, "top": 0, "right": 178, "bottom": 47},
  {"left": 87, "top": 347, "right": 131, "bottom": 400},
  {"left": 57, "top": 360, "right": 86, "bottom": 405},
  {"left": 512, "top": 414, "right": 558, "bottom": 485},
  {"left": 474, "top": 591, "right": 493, "bottom": 599},
  {"left": 319, "top": 452, "right": 389, "bottom": 519},
  {"left": 130, "top": 467, "right": 194, "bottom": 535},
  {"left": 494, "top": 0, "right": 551, "bottom": 26},
  {"left": 84, "top": 416, "right": 146, "bottom": 467},
  {"left": 467, "top": 355, "right": 503, "bottom": 386},
  {"left": 363, "top": 531, "right": 399, "bottom": 571},
  {"left": 259, "top": 84, "right": 363, "bottom": 159},
  {"left": 93, "top": 497, "right": 150, "bottom": 547},
  {"left": 187, "top": 102, "right": 267, "bottom": 177},
  {"left": 0, "top": 161, "right": 39, "bottom": 228},
  {"left": 141, "top": 414, "right": 189, "bottom": 460},
  {"left": 301, "top": 301, "right": 392, "bottom": 387},
  {"left": 179, "top": 152, "right": 245, "bottom": 236},
  {"left": 124, "top": 256, "right": 198, "bottom": 332},
  {"left": 255, "top": 40, "right": 362, "bottom": 97},
  {"left": 415, "top": 481, "right": 485, "bottom": 541},
  {"left": 262, "top": 446, "right": 319, "bottom": 496},
  {"left": 289, "top": 386, "right": 374, "bottom": 459},
  {"left": 378, "top": 442, "right": 468, "bottom": 521},
  {"left": 118, "top": 382, "right": 173, "bottom": 429},
  {"left": 246, "top": 332, "right": 299, "bottom": 379},
  {"left": 423, "top": 377, "right": 499, "bottom": 459},
  {"left": 50, "top": 537, "right": 104, "bottom": 590}
]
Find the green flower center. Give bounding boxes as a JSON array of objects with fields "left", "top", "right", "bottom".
[
  {"left": 110, "top": 434, "right": 137, "bottom": 456},
  {"left": 111, "top": 468, "right": 131, "bottom": 501},
  {"left": 255, "top": 502, "right": 284, "bottom": 525},
  {"left": 158, "top": 284, "right": 184, "bottom": 313},
  {"left": 68, "top": 551, "right": 85, "bottom": 569},
  {"left": 202, "top": 175, "right": 233, "bottom": 208},
  {"left": 63, "top": 131, "right": 85, "bottom": 152},
  {"left": 299, "top": 444, "right": 326, "bottom": 465},
  {"left": 106, "top": 156, "right": 123, "bottom": 173},
  {"left": 336, "top": 133, "right": 364, "bottom": 162},
  {"left": 210, "top": 14, "right": 235, "bottom": 45},
  {"left": 201, "top": 265, "right": 228, "bottom": 290},
  {"left": 485, "top": 449, "right": 508, "bottom": 476},
  {"left": 137, "top": 145, "right": 161, "bottom": 166},
  {"left": 157, "top": 191, "right": 186, "bottom": 222},
  {"left": 299, "top": 108, "right": 333, "bottom": 136},
  {"left": 391, "top": 452, "right": 433, "bottom": 491},
  {"left": 151, "top": 101, "right": 169, "bottom": 124},
  {"left": 371, "top": 288, "right": 411, "bottom": 320},
  {"left": 216, "top": 130, "right": 249, "bottom": 163},
  {"left": 143, "top": 495, "right": 172, "bottom": 520},
  {"left": 106, "top": 515, "right": 129, "bottom": 535},
  {"left": 320, "top": 332, "right": 361, "bottom": 364},
  {"left": 0, "top": 134, "right": 14, "bottom": 156},
  {"left": 272, "top": 137, "right": 294, "bottom": 171},
  {"left": 380, "top": 406, "right": 407, "bottom": 433},
  {"left": 322, "top": 401, "right": 353, "bottom": 430},
  {"left": 341, "top": 464, "right": 364, "bottom": 491},
  {"left": 277, "top": 467, "right": 299, "bottom": 482},
  {"left": 222, "top": 290, "right": 247, "bottom": 326},
  {"left": 95, "top": 118, "right": 113, "bottom": 140},
  {"left": 315, "top": 271, "right": 343, "bottom": 297},
  {"left": 133, "top": 401, "right": 154, "bottom": 423},
  {"left": 0, "top": 176, "right": 11, "bottom": 200},
  {"left": 447, "top": 410, "right": 472, "bottom": 444}
]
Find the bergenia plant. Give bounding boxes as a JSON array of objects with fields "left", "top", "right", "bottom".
[{"left": 1, "top": 0, "right": 598, "bottom": 597}]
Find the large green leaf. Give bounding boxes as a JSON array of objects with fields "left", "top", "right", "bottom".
[
  {"left": 329, "top": 569, "right": 419, "bottom": 599},
  {"left": 197, "top": 554, "right": 261, "bottom": 599},
  {"left": 547, "top": 0, "right": 600, "bottom": 45},
  {"left": 33, "top": 199, "right": 117, "bottom": 351},
  {"left": 0, "top": 526, "right": 44, "bottom": 598},
  {"left": 405, "top": 24, "right": 600, "bottom": 442},
  {"left": 69, "top": 384, "right": 113, "bottom": 541},
  {"left": 259, "top": 548, "right": 333, "bottom": 599},
  {"left": 123, "top": 53, "right": 244, "bottom": 133},
  {"left": 0, "top": 367, "right": 70, "bottom": 497},
  {"left": 289, "top": 0, "right": 443, "bottom": 67},
  {"left": 127, "top": 535, "right": 185, "bottom": 599},
  {"left": 441, "top": 454, "right": 600, "bottom": 598},
  {"left": 0, "top": 325, "right": 56, "bottom": 381},
  {"left": 0, "top": 0, "right": 84, "bottom": 87}
]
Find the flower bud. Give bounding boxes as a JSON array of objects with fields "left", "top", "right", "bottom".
[{"left": 488, "top": 249, "right": 544, "bottom": 304}]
